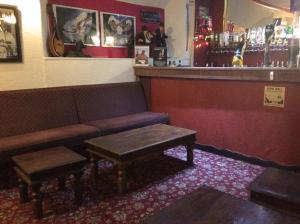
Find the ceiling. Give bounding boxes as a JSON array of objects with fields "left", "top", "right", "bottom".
[
  {"left": 252, "top": 0, "right": 290, "bottom": 12},
  {"left": 118, "top": 0, "right": 170, "bottom": 8},
  {"left": 119, "top": 0, "right": 292, "bottom": 12}
]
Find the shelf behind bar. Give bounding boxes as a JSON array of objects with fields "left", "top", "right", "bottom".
[{"left": 134, "top": 66, "right": 300, "bottom": 83}]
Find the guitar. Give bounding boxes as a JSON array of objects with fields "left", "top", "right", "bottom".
[{"left": 46, "top": 4, "right": 64, "bottom": 57}]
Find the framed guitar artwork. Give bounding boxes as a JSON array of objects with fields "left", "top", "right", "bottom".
[{"left": 46, "top": 3, "right": 64, "bottom": 57}]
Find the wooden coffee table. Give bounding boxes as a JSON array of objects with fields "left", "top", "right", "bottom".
[
  {"left": 142, "top": 187, "right": 300, "bottom": 224},
  {"left": 12, "top": 147, "right": 87, "bottom": 219},
  {"left": 85, "top": 124, "right": 196, "bottom": 194}
]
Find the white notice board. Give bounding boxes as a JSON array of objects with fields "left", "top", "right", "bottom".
[{"left": 264, "top": 86, "right": 286, "bottom": 108}]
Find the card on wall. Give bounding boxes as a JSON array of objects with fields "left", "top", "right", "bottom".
[{"left": 264, "top": 86, "right": 286, "bottom": 108}]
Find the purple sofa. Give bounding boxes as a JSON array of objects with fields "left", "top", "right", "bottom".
[{"left": 0, "top": 82, "right": 169, "bottom": 187}]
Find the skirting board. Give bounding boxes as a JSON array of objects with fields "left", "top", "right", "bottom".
[{"left": 195, "top": 144, "right": 300, "bottom": 173}]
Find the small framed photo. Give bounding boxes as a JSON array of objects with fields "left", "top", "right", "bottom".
[
  {"left": 135, "top": 45, "right": 149, "bottom": 66},
  {"left": 53, "top": 4, "right": 100, "bottom": 46},
  {"left": 153, "top": 47, "right": 167, "bottom": 67},
  {"left": 101, "top": 12, "right": 135, "bottom": 48},
  {"left": 0, "top": 5, "right": 22, "bottom": 62}
]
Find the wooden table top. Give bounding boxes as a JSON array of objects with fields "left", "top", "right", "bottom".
[
  {"left": 12, "top": 147, "right": 87, "bottom": 176},
  {"left": 85, "top": 124, "right": 196, "bottom": 159},
  {"left": 142, "top": 187, "right": 300, "bottom": 224}
]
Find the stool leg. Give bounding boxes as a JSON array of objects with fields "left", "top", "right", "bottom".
[
  {"left": 32, "top": 184, "right": 43, "bottom": 219},
  {"left": 90, "top": 153, "right": 98, "bottom": 179},
  {"left": 18, "top": 178, "right": 29, "bottom": 203},
  {"left": 117, "top": 163, "right": 126, "bottom": 194},
  {"left": 74, "top": 171, "right": 83, "bottom": 206},
  {"left": 58, "top": 177, "right": 66, "bottom": 191}
]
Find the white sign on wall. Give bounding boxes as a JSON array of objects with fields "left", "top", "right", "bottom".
[{"left": 264, "top": 86, "right": 286, "bottom": 108}]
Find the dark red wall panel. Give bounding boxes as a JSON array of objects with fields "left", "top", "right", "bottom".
[
  {"left": 48, "top": 0, "right": 164, "bottom": 58},
  {"left": 151, "top": 78, "right": 300, "bottom": 166}
]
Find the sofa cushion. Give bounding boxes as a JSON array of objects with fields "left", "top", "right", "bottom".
[
  {"left": 85, "top": 112, "right": 169, "bottom": 135},
  {"left": 74, "top": 82, "right": 148, "bottom": 123},
  {"left": 0, "top": 124, "right": 99, "bottom": 159},
  {"left": 0, "top": 87, "right": 79, "bottom": 138}
]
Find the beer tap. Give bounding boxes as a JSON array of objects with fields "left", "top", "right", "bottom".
[{"left": 263, "top": 24, "right": 275, "bottom": 67}]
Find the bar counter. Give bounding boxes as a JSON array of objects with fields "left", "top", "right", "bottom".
[
  {"left": 134, "top": 66, "right": 300, "bottom": 82},
  {"left": 135, "top": 66, "right": 300, "bottom": 167}
]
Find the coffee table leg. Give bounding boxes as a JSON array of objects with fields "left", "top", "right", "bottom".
[
  {"left": 117, "top": 163, "right": 126, "bottom": 194},
  {"left": 58, "top": 177, "right": 66, "bottom": 191},
  {"left": 90, "top": 153, "right": 98, "bottom": 179},
  {"left": 74, "top": 171, "right": 83, "bottom": 206},
  {"left": 186, "top": 142, "right": 195, "bottom": 166},
  {"left": 18, "top": 178, "right": 29, "bottom": 203},
  {"left": 32, "top": 184, "right": 43, "bottom": 219}
]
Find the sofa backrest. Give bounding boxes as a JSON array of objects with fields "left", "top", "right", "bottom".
[
  {"left": 74, "top": 82, "right": 147, "bottom": 123},
  {"left": 0, "top": 87, "right": 79, "bottom": 137}
]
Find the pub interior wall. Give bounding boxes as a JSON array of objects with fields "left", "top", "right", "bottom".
[{"left": 0, "top": 0, "right": 193, "bottom": 90}]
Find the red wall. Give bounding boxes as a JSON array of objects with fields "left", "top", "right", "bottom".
[
  {"left": 151, "top": 78, "right": 300, "bottom": 166},
  {"left": 48, "top": 0, "right": 164, "bottom": 58}
]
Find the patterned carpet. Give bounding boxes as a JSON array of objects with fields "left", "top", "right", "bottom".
[{"left": 0, "top": 147, "right": 264, "bottom": 224}]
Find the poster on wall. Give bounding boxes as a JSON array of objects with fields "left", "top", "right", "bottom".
[
  {"left": 135, "top": 45, "right": 149, "bottom": 66},
  {"left": 264, "top": 86, "right": 286, "bottom": 108},
  {"left": 100, "top": 12, "right": 135, "bottom": 48},
  {"left": 0, "top": 5, "right": 22, "bottom": 62},
  {"left": 53, "top": 4, "right": 100, "bottom": 46}
]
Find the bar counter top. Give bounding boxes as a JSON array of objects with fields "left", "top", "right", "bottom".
[{"left": 134, "top": 66, "right": 300, "bottom": 83}]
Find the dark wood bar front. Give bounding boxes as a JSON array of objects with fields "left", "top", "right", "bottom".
[{"left": 135, "top": 67, "right": 300, "bottom": 166}]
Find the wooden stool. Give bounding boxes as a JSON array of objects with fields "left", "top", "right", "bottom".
[
  {"left": 249, "top": 167, "right": 300, "bottom": 218},
  {"left": 12, "top": 147, "right": 87, "bottom": 219}
]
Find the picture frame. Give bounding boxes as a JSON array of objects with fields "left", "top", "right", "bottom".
[
  {"left": 100, "top": 12, "right": 135, "bottom": 48},
  {"left": 0, "top": 5, "right": 22, "bottom": 62},
  {"left": 153, "top": 47, "right": 167, "bottom": 67},
  {"left": 140, "top": 11, "right": 160, "bottom": 23},
  {"left": 135, "top": 45, "right": 149, "bottom": 66},
  {"left": 53, "top": 4, "right": 100, "bottom": 46}
]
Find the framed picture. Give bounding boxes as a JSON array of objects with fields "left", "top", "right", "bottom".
[
  {"left": 153, "top": 47, "right": 167, "bottom": 67},
  {"left": 140, "top": 11, "right": 160, "bottom": 23},
  {"left": 135, "top": 45, "right": 149, "bottom": 66},
  {"left": 100, "top": 12, "right": 135, "bottom": 48},
  {"left": 53, "top": 4, "right": 100, "bottom": 46},
  {"left": 0, "top": 5, "right": 22, "bottom": 62}
]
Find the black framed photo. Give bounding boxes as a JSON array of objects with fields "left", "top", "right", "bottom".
[
  {"left": 153, "top": 47, "right": 167, "bottom": 67},
  {"left": 100, "top": 12, "right": 135, "bottom": 48},
  {"left": 53, "top": 4, "right": 100, "bottom": 46},
  {"left": 0, "top": 5, "right": 22, "bottom": 62}
]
